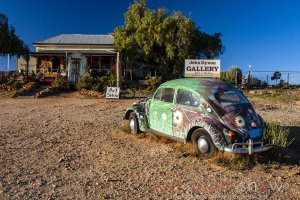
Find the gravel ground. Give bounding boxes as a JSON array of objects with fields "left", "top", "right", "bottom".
[{"left": 0, "top": 97, "right": 300, "bottom": 199}]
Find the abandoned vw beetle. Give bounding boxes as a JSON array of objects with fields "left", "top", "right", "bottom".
[{"left": 124, "top": 78, "right": 272, "bottom": 158}]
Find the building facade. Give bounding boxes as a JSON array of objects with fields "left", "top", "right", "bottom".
[{"left": 19, "top": 34, "right": 121, "bottom": 84}]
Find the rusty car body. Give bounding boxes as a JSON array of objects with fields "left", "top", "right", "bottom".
[{"left": 124, "top": 78, "right": 272, "bottom": 158}]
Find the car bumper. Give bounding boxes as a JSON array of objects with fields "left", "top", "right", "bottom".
[{"left": 224, "top": 139, "right": 273, "bottom": 155}]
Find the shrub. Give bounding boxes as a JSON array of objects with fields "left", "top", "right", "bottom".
[
  {"left": 147, "top": 76, "right": 161, "bottom": 92},
  {"left": 277, "top": 80, "right": 289, "bottom": 88},
  {"left": 12, "top": 80, "right": 27, "bottom": 90},
  {"left": 0, "top": 74, "right": 8, "bottom": 84},
  {"left": 76, "top": 74, "right": 94, "bottom": 90},
  {"left": 251, "top": 77, "right": 262, "bottom": 87},
  {"left": 76, "top": 74, "right": 116, "bottom": 92},
  {"left": 7, "top": 79, "right": 15, "bottom": 85},
  {"left": 51, "top": 76, "right": 70, "bottom": 91},
  {"left": 263, "top": 122, "right": 295, "bottom": 148},
  {"left": 221, "top": 66, "right": 242, "bottom": 84}
]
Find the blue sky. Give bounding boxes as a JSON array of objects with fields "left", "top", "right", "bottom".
[{"left": 1, "top": 0, "right": 300, "bottom": 75}]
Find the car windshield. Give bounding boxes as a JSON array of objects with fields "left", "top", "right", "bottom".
[{"left": 215, "top": 90, "right": 249, "bottom": 108}]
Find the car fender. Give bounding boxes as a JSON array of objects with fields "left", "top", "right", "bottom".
[
  {"left": 124, "top": 104, "right": 149, "bottom": 132},
  {"left": 187, "top": 117, "right": 227, "bottom": 151}
]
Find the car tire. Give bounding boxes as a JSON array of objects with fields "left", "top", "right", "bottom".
[
  {"left": 191, "top": 129, "right": 217, "bottom": 158},
  {"left": 129, "top": 112, "right": 140, "bottom": 134}
]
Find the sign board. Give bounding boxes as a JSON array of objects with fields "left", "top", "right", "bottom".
[
  {"left": 184, "top": 59, "right": 221, "bottom": 78},
  {"left": 106, "top": 87, "right": 120, "bottom": 99}
]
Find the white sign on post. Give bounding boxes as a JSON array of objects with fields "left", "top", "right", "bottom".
[
  {"left": 106, "top": 87, "right": 120, "bottom": 99},
  {"left": 184, "top": 59, "right": 221, "bottom": 78}
]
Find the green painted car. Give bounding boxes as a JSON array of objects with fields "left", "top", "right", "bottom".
[{"left": 124, "top": 78, "right": 272, "bottom": 158}]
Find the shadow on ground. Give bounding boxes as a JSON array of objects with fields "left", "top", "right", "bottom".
[{"left": 120, "top": 123, "right": 300, "bottom": 171}]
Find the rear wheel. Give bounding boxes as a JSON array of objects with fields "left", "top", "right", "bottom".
[
  {"left": 128, "top": 112, "right": 140, "bottom": 134},
  {"left": 191, "top": 129, "right": 217, "bottom": 158}
]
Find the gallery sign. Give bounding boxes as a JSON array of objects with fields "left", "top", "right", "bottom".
[{"left": 184, "top": 59, "right": 221, "bottom": 78}]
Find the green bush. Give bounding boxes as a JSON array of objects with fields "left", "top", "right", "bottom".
[
  {"left": 7, "top": 79, "right": 15, "bottom": 85},
  {"left": 12, "top": 80, "right": 27, "bottom": 90},
  {"left": 221, "top": 66, "right": 242, "bottom": 84},
  {"left": 76, "top": 74, "right": 116, "bottom": 92},
  {"left": 263, "top": 122, "right": 295, "bottom": 148},
  {"left": 76, "top": 74, "right": 94, "bottom": 90},
  {"left": 51, "top": 76, "right": 70, "bottom": 91},
  {"left": 277, "top": 80, "right": 289, "bottom": 88},
  {"left": 147, "top": 76, "right": 161, "bottom": 92},
  {"left": 251, "top": 77, "right": 262, "bottom": 87},
  {"left": 0, "top": 75, "right": 7, "bottom": 84}
]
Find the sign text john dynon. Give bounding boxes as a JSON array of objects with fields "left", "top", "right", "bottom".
[{"left": 185, "top": 59, "right": 221, "bottom": 78}]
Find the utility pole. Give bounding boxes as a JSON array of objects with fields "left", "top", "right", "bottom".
[
  {"left": 247, "top": 64, "right": 251, "bottom": 89},
  {"left": 7, "top": 54, "right": 10, "bottom": 72}
]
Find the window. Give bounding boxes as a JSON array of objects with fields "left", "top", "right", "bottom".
[
  {"left": 161, "top": 88, "right": 175, "bottom": 103},
  {"left": 154, "top": 88, "right": 162, "bottom": 100},
  {"left": 154, "top": 88, "right": 175, "bottom": 103},
  {"left": 177, "top": 89, "right": 200, "bottom": 107},
  {"left": 215, "top": 90, "right": 249, "bottom": 107}
]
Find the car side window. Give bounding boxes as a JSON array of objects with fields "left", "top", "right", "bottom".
[
  {"left": 177, "top": 89, "right": 200, "bottom": 107},
  {"left": 160, "top": 88, "right": 175, "bottom": 103},
  {"left": 154, "top": 88, "right": 162, "bottom": 100},
  {"left": 154, "top": 88, "right": 175, "bottom": 103}
]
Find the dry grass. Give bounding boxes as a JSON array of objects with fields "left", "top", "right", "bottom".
[
  {"left": 0, "top": 90, "right": 16, "bottom": 98},
  {"left": 263, "top": 122, "right": 295, "bottom": 148},
  {"left": 211, "top": 153, "right": 258, "bottom": 170},
  {"left": 246, "top": 88, "right": 300, "bottom": 104},
  {"left": 119, "top": 120, "right": 131, "bottom": 133},
  {"left": 119, "top": 120, "right": 298, "bottom": 170}
]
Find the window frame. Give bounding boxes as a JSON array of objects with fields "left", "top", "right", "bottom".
[
  {"left": 176, "top": 88, "right": 201, "bottom": 107},
  {"left": 153, "top": 87, "right": 175, "bottom": 104}
]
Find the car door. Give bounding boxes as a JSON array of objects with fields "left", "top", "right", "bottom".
[
  {"left": 173, "top": 89, "right": 202, "bottom": 139},
  {"left": 149, "top": 87, "right": 175, "bottom": 136}
]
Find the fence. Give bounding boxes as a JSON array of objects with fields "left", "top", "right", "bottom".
[{"left": 250, "top": 71, "right": 300, "bottom": 85}]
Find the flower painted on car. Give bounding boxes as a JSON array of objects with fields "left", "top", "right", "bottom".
[
  {"left": 173, "top": 110, "right": 183, "bottom": 125},
  {"left": 235, "top": 116, "right": 245, "bottom": 127},
  {"left": 162, "top": 113, "right": 167, "bottom": 121}
]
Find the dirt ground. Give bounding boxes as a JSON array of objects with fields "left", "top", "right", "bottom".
[{"left": 0, "top": 94, "right": 300, "bottom": 199}]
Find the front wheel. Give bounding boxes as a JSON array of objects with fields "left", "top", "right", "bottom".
[
  {"left": 191, "top": 129, "right": 217, "bottom": 158},
  {"left": 128, "top": 112, "right": 140, "bottom": 134}
]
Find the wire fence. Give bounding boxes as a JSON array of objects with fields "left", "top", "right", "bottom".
[{"left": 250, "top": 71, "right": 300, "bottom": 85}]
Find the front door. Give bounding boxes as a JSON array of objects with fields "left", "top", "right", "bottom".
[
  {"left": 149, "top": 87, "right": 175, "bottom": 136},
  {"left": 70, "top": 58, "right": 80, "bottom": 83}
]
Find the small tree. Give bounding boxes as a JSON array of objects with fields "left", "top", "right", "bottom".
[
  {"left": 221, "top": 66, "right": 242, "bottom": 84},
  {"left": 0, "top": 13, "right": 29, "bottom": 60},
  {"left": 114, "top": 0, "right": 224, "bottom": 81},
  {"left": 251, "top": 77, "right": 262, "bottom": 87}
]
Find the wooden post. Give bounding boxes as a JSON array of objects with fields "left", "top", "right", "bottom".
[
  {"left": 116, "top": 52, "right": 121, "bottom": 87},
  {"left": 26, "top": 58, "right": 29, "bottom": 80},
  {"left": 247, "top": 70, "right": 251, "bottom": 89}
]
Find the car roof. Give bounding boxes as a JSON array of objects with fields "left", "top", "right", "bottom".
[{"left": 159, "top": 78, "right": 236, "bottom": 96}]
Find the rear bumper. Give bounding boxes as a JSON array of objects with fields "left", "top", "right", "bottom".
[{"left": 224, "top": 139, "right": 273, "bottom": 155}]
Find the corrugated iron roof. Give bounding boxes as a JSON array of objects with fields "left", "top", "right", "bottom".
[
  {"left": 30, "top": 50, "right": 115, "bottom": 56},
  {"left": 34, "top": 34, "right": 114, "bottom": 45}
]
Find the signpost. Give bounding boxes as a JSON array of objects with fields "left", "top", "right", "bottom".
[
  {"left": 184, "top": 59, "right": 221, "bottom": 78},
  {"left": 106, "top": 87, "right": 120, "bottom": 99}
]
